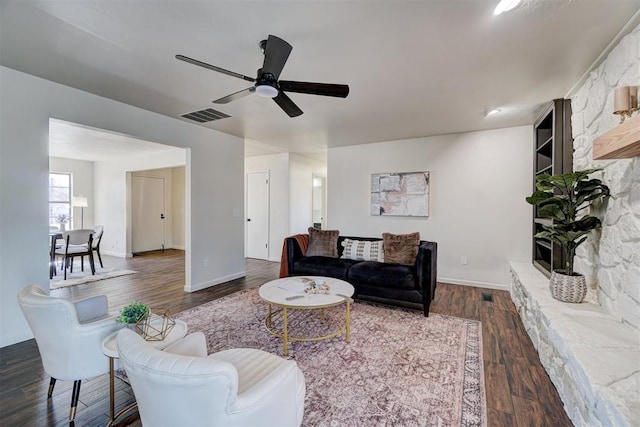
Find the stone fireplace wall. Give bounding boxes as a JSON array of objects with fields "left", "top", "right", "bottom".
[
  {"left": 510, "top": 23, "right": 640, "bottom": 426},
  {"left": 570, "top": 23, "right": 640, "bottom": 330}
]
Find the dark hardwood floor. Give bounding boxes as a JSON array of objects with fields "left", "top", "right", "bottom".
[{"left": 0, "top": 250, "right": 572, "bottom": 426}]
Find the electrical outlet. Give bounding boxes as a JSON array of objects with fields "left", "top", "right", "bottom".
[
  {"left": 460, "top": 256, "right": 468, "bottom": 265},
  {"left": 203, "top": 258, "right": 210, "bottom": 268}
]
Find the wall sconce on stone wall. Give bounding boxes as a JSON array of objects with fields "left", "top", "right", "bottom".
[{"left": 613, "top": 85, "right": 638, "bottom": 123}]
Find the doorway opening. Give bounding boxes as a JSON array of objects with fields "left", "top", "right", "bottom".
[
  {"left": 312, "top": 174, "right": 327, "bottom": 229},
  {"left": 48, "top": 118, "right": 188, "bottom": 284}
]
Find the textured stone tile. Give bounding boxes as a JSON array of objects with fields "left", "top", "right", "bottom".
[
  {"left": 569, "top": 20, "right": 640, "bottom": 338},
  {"left": 510, "top": 263, "right": 640, "bottom": 427}
]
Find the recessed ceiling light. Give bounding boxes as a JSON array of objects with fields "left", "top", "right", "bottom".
[
  {"left": 485, "top": 108, "right": 501, "bottom": 117},
  {"left": 493, "top": 0, "right": 522, "bottom": 16}
]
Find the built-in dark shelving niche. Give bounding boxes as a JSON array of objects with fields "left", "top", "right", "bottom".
[{"left": 531, "top": 99, "right": 573, "bottom": 277}]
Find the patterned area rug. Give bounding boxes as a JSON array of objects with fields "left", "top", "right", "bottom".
[
  {"left": 49, "top": 267, "right": 136, "bottom": 289},
  {"left": 177, "top": 288, "right": 486, "bottom": 427}
]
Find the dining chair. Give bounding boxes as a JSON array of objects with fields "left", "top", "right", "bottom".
[
  {"left": 17, "top": 285, "right": 122, "bottom": 422},
  {"left": 91, "top": 225, "right": 105, "bottom": 268},
  {"left": 54, "top": 229, "right": 95, "bottom": 280}
]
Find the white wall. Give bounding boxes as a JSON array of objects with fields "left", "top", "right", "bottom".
[
  {"left": 0, "top": 66, "right": 245, "bottom": 347},
  {"left": 327, "top": 126, "right": 533, "bottom": 288},
  {"left": 172, "top": 167, "right": 186, "bottom": 249},
  {"left": 571, "top": 23, "right": 640, "bottom": 329},
  {"left": 49, "top": 157, "right": 94, "bottom": 229},
  {"left": 289, "top": 153, "right": 327, "bottom": 235},
  {"left": 94, "top": 150, "right": 184, "bottom": 257},
  {"left": 129, "top": 166, "right": 185, "bottom": 253},
  {"left": 50, "top": 158, "right": 187, "bottom": 254},
  {"left": 245, "top": 153, "right": 290, "bottom": 261},
  {"left": 245, "top": 152, "right": 327, "bottom": 261}
]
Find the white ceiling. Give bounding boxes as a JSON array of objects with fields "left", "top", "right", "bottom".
[
  {"left": 2, "top": 0, "right": 640, "bottom": 159},
  {"left": 48, "top": 119, "right": 182, "bottom": 162}
]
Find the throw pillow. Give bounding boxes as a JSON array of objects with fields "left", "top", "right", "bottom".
[
  {"left": 382, "top": 232, "right": 420, "bottom": 265},
  {"left": 306, "top": 227, "right": 339, "bottom": 257},
  {"left": 341, "top": 239, "right": 384, "bottom": 262}
]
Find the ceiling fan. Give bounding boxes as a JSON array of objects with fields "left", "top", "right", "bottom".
[{"left": 176, "top": 35, "right": 349, "bottom": 118}]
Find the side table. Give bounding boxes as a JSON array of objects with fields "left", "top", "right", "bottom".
[{"left": 101, "top": 319, "right": 188, "bottom": 425}]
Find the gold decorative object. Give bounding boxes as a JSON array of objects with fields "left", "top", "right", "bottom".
[
  {"left": 135, "top": 308, "right": 176, "bottom": 341},
  {"left": 613, "top": 85, "right": 639, "bottom": 124},
  {"left": 304, "top": 283, "right": 331, "bottom": 294},
  {"left": 299, "top": 277, "right": 331, "bottom": 294}
]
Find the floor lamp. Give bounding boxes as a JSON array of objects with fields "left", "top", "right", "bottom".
[{"left": 73, "top": 196, "right": 88, "bottom": 229}]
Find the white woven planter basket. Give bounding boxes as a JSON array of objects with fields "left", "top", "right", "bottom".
[{"left": 549, "top": 271, "right": 587, "bottom": 303}]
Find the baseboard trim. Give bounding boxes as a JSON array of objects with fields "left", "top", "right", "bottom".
[
  {"left": 1, "top": 330, "right": 33, "bottom": 348},
  {"left": 169, "top": 245, "right": 186, "bottom": 251},
  {"left": 438, "top": 276, "right": 508, "bottom": 291},
  {"left": 101, "top": 250, "right": 130, "bottom": 258},
  {"left": 185, "top": 271, "right": 246, "bottom": 292}
]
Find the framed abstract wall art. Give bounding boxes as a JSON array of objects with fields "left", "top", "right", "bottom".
[{"left": 371, "top": 171, "right": 429, "bottom": 217}]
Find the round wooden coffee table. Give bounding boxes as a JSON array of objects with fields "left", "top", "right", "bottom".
[{"left": 259, "top": 276, "right": 354, "bottom": 356}]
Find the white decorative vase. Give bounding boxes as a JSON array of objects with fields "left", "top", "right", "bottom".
[
  {"left": 59, "top": 223, "right": 66, "bottom": 232},
  {"left": 549, "top": 271, "right": 587, "bottom": 303}
]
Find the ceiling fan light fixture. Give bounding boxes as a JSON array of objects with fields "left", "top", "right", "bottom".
[
  {"left": 255, "top": 84, "right": 279, "bottom": 98},
  {"left": 493, "top": 0, "right": 521, "bottom": 15},
  {"left": 177, "top": 35, "right": 348, "bottom": 118}
]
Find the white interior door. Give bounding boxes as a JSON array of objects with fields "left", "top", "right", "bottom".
[
  {"left": 132, "top": 175, "right": 165, "bottom": 253},
  {"left": 246, "top": 171, "right": 269, "bottom": 260}
]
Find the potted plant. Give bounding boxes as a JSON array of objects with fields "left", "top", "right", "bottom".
[
  {"left": 116, "top": 301, "right": 149, "bottom": 325},
  {"left": 526, "top": 168, "right": 610, "bottom": 302}
]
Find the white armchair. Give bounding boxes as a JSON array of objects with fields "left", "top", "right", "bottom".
[
  {"left": 17, "top": 285, "right": 122, "bottom": 421},
  {"left": 116, "top": 329, "right": 306, "bottom": 427}
]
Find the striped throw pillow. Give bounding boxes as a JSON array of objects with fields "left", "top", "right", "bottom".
[{"left": 341, "top": 239, "right": 384, "bottom": 262}]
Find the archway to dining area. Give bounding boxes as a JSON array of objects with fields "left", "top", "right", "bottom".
[{"left": 48, "top": 118, "right": 188, "bottom": 288}]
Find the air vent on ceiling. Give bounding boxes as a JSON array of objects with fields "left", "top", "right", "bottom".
[{"left": 181, "top": 108, "right": 230, "bottom": 123}]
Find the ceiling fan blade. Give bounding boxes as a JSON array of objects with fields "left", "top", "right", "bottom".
[
  {"left": 273, "top": 91, "right": 303, "bottom": 117},
  {"left": 213, "top": 87, "right": 256, "bottom": 104},
  {"left": 279, "top": 81, "right": 349, "bottom": 98},
  {"left": 261, "top": 35, "right": 292, "bottom": 80},
  {"left": 176, "top": 54, "right": 255, "bottom": 82}
]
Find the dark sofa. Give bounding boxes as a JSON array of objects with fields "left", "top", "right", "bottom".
[{"left": 285, "top": 235, "right": 437, "bottom": 316}]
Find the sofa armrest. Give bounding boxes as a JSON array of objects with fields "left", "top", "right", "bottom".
[
  {"left": 415, "top": 241, "right": 438, "bottom": 314},
  {"left": 286, "top": 237, "right": 305, "bottom": 275}
]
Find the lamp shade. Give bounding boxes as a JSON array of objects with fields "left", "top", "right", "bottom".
[{"left": 73, "top": 196, "right": 88, "bottom": 208}]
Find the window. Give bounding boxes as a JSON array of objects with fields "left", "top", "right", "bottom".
[{"left": 49, "top": 173, "right": 71, "bottom": 228}]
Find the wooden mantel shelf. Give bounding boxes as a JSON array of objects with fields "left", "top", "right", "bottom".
[{"left": 593, "top": 114, "right": 640, "bottom": 159}]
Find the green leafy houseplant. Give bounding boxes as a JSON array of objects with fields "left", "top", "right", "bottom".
[
  {"left": 526, "top": 168, "right": 610, "bottom": 276},
  {"left": 116, "top": 302, "right": 149, "bottom": 324}
]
